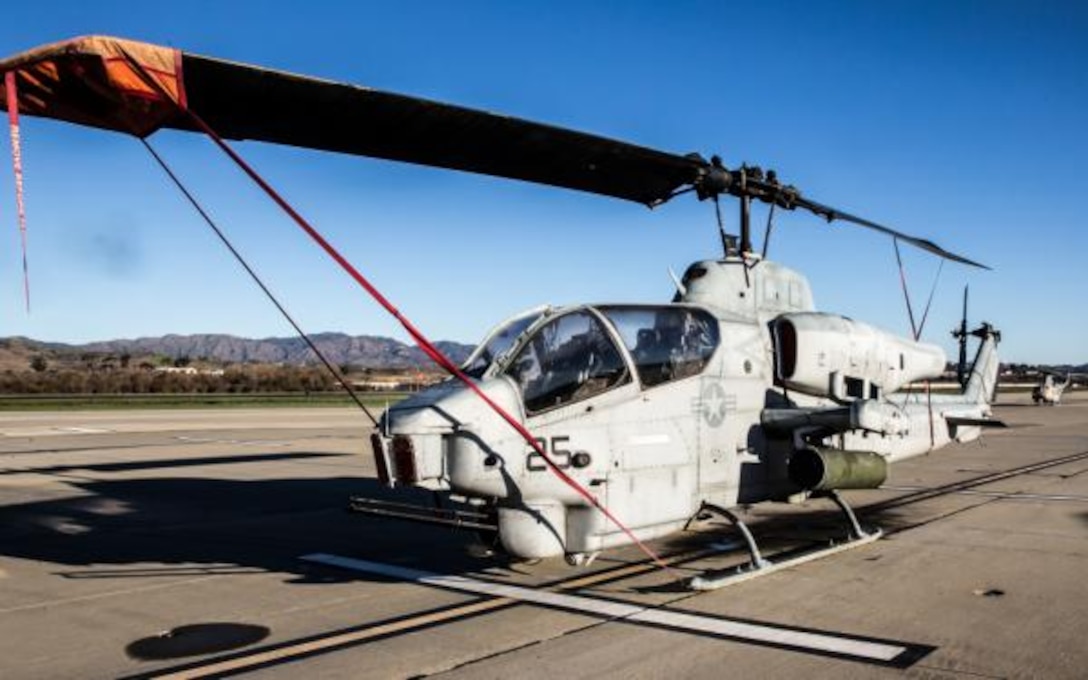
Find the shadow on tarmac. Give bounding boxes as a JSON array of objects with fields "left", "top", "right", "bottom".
[
  {"left": 0, "top": 444, "right": 967, "bottom": 589},
  {"left": 0, "top": 457, "right": 507, "bottom": 584},
  {"left": 0, "top": 452, "right": 343, "bottom": 476}
]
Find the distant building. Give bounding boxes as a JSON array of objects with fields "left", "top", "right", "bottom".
[
  {"left": 353, "top": 377, "right": 406, "bottom": 391},
  {"left": 353, "top": 372, "right": 443, "bottom": 392},
  {"left": 154, "top": 366, "right": 198, "bottom": 375},
  {"left": 152, "top": 367, "right": 224, "bottom": 376}
]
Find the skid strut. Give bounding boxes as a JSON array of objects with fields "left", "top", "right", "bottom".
[
  {"left": 689, "top": 502, "right": 771, "bottom": 571},
  {"left": 688, "top": 492, "right": 882, "bottom": 591},
  {"left": 824, "top": 489, "right": 876, "bottom": 540}
]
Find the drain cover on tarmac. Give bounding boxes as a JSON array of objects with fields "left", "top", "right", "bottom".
[{"left": 126, "top": 623, "right": 270, "bottom": 660}]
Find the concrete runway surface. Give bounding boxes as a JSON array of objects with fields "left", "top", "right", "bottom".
[{"left": 1, "top": 393, "right": 1085, "bottom": 679}]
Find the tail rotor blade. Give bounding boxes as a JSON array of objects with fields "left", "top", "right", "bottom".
[{"left": 956, "top": 285, "right": 969, "bottom": 386}]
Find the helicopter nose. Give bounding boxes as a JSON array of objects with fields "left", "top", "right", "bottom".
[
  {"left": 372, "top": 405, "right": 455, "bottom": 489},
  {"left": 369, "top": 431, "right": 424, "bottom": 486},
  {"left": 375, "top": 377, "right": 523, "bottom": 490}
]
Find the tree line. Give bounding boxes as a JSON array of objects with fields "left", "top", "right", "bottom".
[{"left": 1, "top": 364, "right": 340, "bottom": 394}]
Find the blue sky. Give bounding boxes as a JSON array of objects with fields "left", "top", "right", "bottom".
[{"left": 1, "top": 1, "right": 1085, "bottom": 364}]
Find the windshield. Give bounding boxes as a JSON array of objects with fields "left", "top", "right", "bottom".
[
  {"left": 505, "top": 310, "right": 630, "bottom": 414},
  {"left": 462, "top": 307, "right": 548, "bottom": 379}
]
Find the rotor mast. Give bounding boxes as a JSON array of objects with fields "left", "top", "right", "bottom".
[
  {"left": 739, "top": 192, "right": 753, "bottom": 256},
  {"left": 697, "top": 159, "right": 773, "bottom": 259}
]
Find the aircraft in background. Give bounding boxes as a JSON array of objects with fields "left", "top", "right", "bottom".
[{"left": 1033, "top": 372, "right": 1078, "bottom": 405}]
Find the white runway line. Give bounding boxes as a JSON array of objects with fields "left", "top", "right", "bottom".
[
  {"left": 1, "top": 426, "right": 113, "bottom": 437},
  {"left": 54, "top": 426, "right": 112, "bottom": 434},
  {"left": 173, "top": 435, "right": 291, "bottom": 447},
  {"left": 302, "top": 553, "right": 910, "bottom": 663}
]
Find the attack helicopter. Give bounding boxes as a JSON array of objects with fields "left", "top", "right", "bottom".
[
  {"left": 1, "top": 36, "right": 1004, "bottom": 587},
  {"left": 1032, "top": 372, "right": 1076, "bottom": 405}
]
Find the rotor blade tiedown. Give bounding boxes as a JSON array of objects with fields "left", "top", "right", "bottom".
[
  {"left": 892, "top": 237, "right": 945, "bottom": 450},
  {"left": 139, "top": 138, "right": 380, "bottom": 428},
  {"left": 0, "top": 36, "right": 679, "bottom": 576}
]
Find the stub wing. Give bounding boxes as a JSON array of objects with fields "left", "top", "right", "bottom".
[
  {"left": 944, "top": 415, "right": 1007, "bottom": 428},
  {"left": 762, "top": 401, "right": 912, "bottom": 437},
  {"left": 764, "top": 401, "right": 1006, "bottom": 441}
]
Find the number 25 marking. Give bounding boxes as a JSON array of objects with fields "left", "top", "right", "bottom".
[{"left": 527, "top": 435, "right": 571, "bottom": 471}]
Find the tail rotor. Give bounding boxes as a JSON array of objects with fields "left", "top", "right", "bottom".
[{"left": 953, "top": 285, "right": 969, "bottom": 387}]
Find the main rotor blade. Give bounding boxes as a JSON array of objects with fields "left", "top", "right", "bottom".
[
  {"left": 796, "top": 196, "right": 989, "bottom": 269},
  {"left": 0, "top": 36, "right": 704, "bottom": 206},
  {"left": 180, "top": 56, "right": 712, "bottom": 206},
  {"left": 0, "top": 36, "right": 988, "bottom": 268}
]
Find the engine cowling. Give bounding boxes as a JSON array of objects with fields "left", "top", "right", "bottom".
[{"left": 773, "top": 312, "right": 945, "bottom": 400}]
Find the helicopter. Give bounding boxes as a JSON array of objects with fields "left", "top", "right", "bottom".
[
  {"left": 1, "top": 36, "right": 1005, "bottom": 588},
  {"left": 1032, "top": 372, "right": 1077, "bottom": 405}
]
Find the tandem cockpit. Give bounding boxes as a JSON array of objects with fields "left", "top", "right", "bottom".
[{"left": 464, "top": 304, "right": 720, "bottom": 413}]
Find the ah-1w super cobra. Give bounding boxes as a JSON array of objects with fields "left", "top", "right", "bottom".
[{"left": 0, "top": 36, "right": 1004, "bottom": 587}]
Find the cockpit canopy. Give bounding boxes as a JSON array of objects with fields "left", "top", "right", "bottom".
[
  {"left": 602, "top": 306, "right": 720, "bottom": 388},
  {"left": 462, "top": 306, "right": 548, "bottom": 379},
  {"left": 505, "top": 309, "right": 629, "bottom": 413},
  {"left": 465, "top": 304, "right": 720, "bottom": 415}
]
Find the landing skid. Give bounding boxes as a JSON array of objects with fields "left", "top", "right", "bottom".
[{"left": 688, "top": 491, "right": 882, "bottom": 591}]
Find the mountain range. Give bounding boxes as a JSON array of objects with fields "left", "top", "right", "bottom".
[
  {"left": 2, "top": 335, "right": 1084, "bottom": 375},
  {"left": 1, "top": 333, "right": 475, "bottom": 369}
]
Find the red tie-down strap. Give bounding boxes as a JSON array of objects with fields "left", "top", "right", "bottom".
[
  {"left": 182, "top": 108, "right": 680, "bottom": 578},
  {"left": 5, "top": 71, "right": 30, "bottom": 312}
]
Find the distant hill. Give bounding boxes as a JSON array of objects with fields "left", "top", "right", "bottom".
[
  {"left": 3, "top": 335, "right": 1084, "bottom": 376},
  {"left": 1, "top": 333, "right": 474, "bottom": 370}
]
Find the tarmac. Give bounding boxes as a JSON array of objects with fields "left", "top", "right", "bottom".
[{"left": 1, "top": 391, "right": 1085, "bottom": 679}]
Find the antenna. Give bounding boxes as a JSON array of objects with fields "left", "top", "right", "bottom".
[
  {"left": 668, "top": 267, "right": 687, "bottom": 298},
  {"left": 760, "top": 203, "right": 776, "bottom": 260}
]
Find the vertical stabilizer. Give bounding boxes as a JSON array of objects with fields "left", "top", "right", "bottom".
[{"left": 964, "top": 324, "right": 1001, "bottom": 406}]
